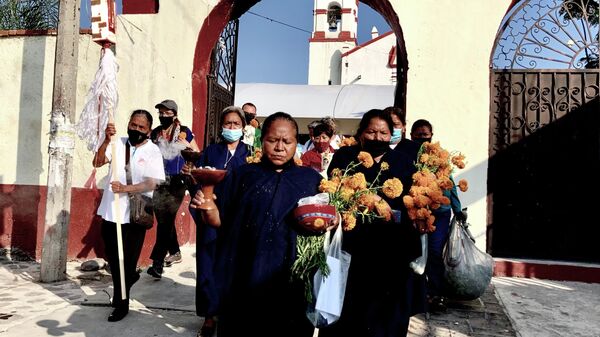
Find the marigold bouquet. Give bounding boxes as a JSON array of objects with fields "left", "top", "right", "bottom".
[
  {"left": 403, "top": 141, "right": 468, "bottom": 233},
  {"left": 291, "top": 151, "right": 404, "bottom": 302}
]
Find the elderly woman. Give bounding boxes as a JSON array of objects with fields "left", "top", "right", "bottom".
[
  {"left": 188, "top": 106, "right": 249, "bottom": 337},
  {"left": 320, "top": 109, "right": 425, "bottom": 337},
  {"left": 191, "top": 112, "right": 328, "bottom": 337}
]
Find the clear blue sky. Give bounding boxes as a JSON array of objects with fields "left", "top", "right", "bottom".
[{"left": 80, "top": 0, "right": 389, "bottom": 84}]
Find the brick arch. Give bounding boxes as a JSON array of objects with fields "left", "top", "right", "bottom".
[{"left": 191, "top": 0, "right": 407, "bottom": 147}]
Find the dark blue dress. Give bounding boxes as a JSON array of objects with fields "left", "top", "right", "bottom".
[
  {"left": 320, "top": 145, "right": 425, "bottom": 337},
  {"left": 191, "top": 141, "right": 248, "bottom": 317},
  {"left": 214, "top": 161, "right": 322, "bottom": 337}
]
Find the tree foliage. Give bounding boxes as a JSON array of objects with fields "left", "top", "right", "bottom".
[
  {"left": 559, "top": 0, "right": 599, "bottom": 68},
  {"left": 0, "top": 0, "right": 59, "bottom": 30}
]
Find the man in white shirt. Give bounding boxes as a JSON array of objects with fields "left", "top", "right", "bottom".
[{"left": 94, "top": 110, "right": 165, "bottom": 322}]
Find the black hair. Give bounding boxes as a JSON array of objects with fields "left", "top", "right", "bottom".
[
  {"left": 242, "top": 102, "right": 256, "bottom": 111},
  {"left": 220, "top": 106, "right": 246, "bottom": 128},
  {"left": 354, "top": 109, "right": 394, "bottom": 138},
  {"left": 260, "top": 111, "right": 299, "bottom": 141},
  {"left": 383, "top": 106, "right": 406, "bottom": 125},
  {"left": 410, "top": 119, "right": 433, "bottom": 134},
  {"left": 130, "top": 109, "right": 153, "bottom": 129},
  {"left": 313, "top": 122, "right": 334, "bottom": 138}
]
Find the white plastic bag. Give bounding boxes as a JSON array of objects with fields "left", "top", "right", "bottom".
[
  {"left": 409, "top": 234, "right": 428, "bottom": 275},
  {"left": 306, "top": 224, "right": 351, "bottom": 327}
]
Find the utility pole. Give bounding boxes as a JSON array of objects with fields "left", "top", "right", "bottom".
[{"left": 40, "top": 0, "right": 80, "bottom": 282}]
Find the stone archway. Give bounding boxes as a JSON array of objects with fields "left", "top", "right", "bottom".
[{"left": 191, "top": 0, "right": 409, "bottom": 148}]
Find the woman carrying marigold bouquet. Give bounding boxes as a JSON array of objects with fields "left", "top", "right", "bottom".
[{"left": 319, "top": 109, "right": 425, "bottom": 337}]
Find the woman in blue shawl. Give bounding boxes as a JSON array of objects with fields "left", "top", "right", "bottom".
[
  {"left": 191, "top": 112, "right": 327, "bottom": 337},
  {"left": 188, "top": 106, "right": 249, "bottom": 337}
]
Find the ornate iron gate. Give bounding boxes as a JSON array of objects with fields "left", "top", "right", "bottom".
[
  {"left": 489, "top": 0, "right": 600, "bottom": 262},
  {"left": 205, "top": 19, "right": 239, "bottom": 146}
]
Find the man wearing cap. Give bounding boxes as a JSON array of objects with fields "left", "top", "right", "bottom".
[{"left": 147, "top": 99, "right": 199, "bottom": 278}]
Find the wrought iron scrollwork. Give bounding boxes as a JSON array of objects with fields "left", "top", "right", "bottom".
[{"left": 492, "top": 0, "right": 599, "bottom": 69}]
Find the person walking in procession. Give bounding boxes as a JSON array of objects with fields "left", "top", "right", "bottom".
[
  {"left": 186, "top": 106, "right": 249, "bottom": 337},
  {"left": 410, "top": 119, "right": 467, "bottom": 311},
  {"left": 191, "top": 112, "right": 330, "bottom": 337},
  {"left": 93, "top": 110, "right": 165, "bottom": 322},
  {"left": 147, "top": 99, "right": 199, "bottom": 278}
]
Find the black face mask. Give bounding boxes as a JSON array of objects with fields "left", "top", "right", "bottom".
[
  {"left": 415, "top": 138, "right": 432, "bottom": 145},
  {"left": 362, "top": 139, "right": 389, "bottom": 157},
  {"left": 127, "top": 129, "right": 148, "bottom": 146},
  {"left": 159, "top": 116, "right": 174, "bottom": 128},
  {"left": 245, "top": 114, "right": 256, "bottom": 124}
]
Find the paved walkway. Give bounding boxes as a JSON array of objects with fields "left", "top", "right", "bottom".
[{"left": 1, "top": 245, "right": 598, "bottom": 336}]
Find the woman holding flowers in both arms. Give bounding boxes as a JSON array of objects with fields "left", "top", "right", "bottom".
[
  {"left": 319, "top": 109, "right": 426, "bottom": 337},
  {"left": 191, "top": 112, "right": 334, "bottom": 337}
]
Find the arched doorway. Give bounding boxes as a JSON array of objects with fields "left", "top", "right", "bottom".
[
  {"left": 488, "top": 0, "right": 599, "bottom": 262},
  {"left": 191, "top": 0, "right": 409, "bottom": 148}
]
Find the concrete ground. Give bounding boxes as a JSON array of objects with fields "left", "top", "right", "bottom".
[{"left": 1, "top": 245, "right": 598, "bottom": 337}]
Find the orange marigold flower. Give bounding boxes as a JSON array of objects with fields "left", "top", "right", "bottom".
[
  {"left": 330, "top": 168, "right": 342, "bottom": 178},
  {"left": 416, "top": 207, "right": 431, "bottom": 220},
  {"left": 403, "top": 195, "right": 415, "bottom": 209},
  {"left": 414, "top": 195, "right": 432, "bottom": 208},
  {"left": 178, "top": 132, "right": 187, "bottom": 140},
  {"left": 319, "top": 179, "right": 339, "bottom": 194},
  {"left": 313, "top": 218, "right": 326, "bottom": 229},
  {"left": 382, "top": 178, "right": 403, "bottom": 199},
  {"left": 250, "top": 119, "right": 259, "bottom": 128},
  {"left": 294, "top": 157, "right": 303, "bottom": 166},
  {"left": 342, "top": 212, "right": 357, "bottom": 231},
  {"left": 419, "top": 153, "right": 430, "bottom": 164},
  {"left": 458, "top": 179, "right": 469, "bottom": 192},
  {"left": 414, "top": 170, "right": 436, "bottom": 187},
  {"left": 340, "top": 137, "right": 358, "bottom": 147},
  {"left": 375, "top": 200, "right": 392, "bottom": 221},
  {"left": 438, "top": 177, "right": 454, "bottom": 190},
  {"left": 407, "top": 207, "right": 418, "bottom": 220},
  {"left": 340, "top": 187, "right": 355, "bottom": 201},
  {"left": 344, "top": 172, "right": 367, "bottom": 190},
  {"left": 357, "top": 193, "right": 377, "bottom": 211},
  {"left": 381, "top": 162, "right": 389, "bottom": 171},
  {"left": 357, "top": 151, "right": 374, "bottom": 168},
  {"left": 451, "top": 153, "right": 466, "bottom": 168}
]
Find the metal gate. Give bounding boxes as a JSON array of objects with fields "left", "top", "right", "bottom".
[
  {"left": 205, "top": 19, "right": 239, "bottom": 146},
  {"left": 488, "top": 0, "right": 600, "bottom": 262}
]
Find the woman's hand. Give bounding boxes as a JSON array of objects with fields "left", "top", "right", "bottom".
[
  {"left": 110, "top": 181, "right": 128, "bottom": 194},
  {"left": 191, "top": 190, "right": 221, "bottom": 227},
  {"left": 181, "top": 161, "right": 195, "bottom": 175}
]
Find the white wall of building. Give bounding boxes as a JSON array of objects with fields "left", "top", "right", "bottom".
[
  {"left": 0, "top": 34, "right": 101, "bottom": 187},
  {"left": 391, "top": 0, "right": 508, "bottom": 249},
  {"left": 340, "top": 32, "right": 396, "bottom": 85}
]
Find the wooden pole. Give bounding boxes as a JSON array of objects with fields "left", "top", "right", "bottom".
[
  {"left": 108, "top": 111, "right": 127, "bottom": 300},
  {"left": 40, "top": 0, "right": 80, "bottom": 282}
]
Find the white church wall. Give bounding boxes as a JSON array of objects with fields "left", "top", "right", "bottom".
[
  {"left": 392, "top": 0, "right": 508, "bottom": 250},
  {"left": 341, "top": 32, "right": 396, "bottom": 85},
  {"left": 309, "top": 42, "right": 348, "bottom": 85}
]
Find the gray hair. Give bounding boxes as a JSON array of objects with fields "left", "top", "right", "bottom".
[{"left": 220, "top": 105, "right": 246, "bottom": 127}]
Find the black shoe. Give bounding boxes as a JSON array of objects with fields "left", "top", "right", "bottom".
[
  {"left": 147, "top": 261, "right": 163, "bottom": 279},
  {"left": 108, "top": 306, "right": 129, "bottom": 322}
]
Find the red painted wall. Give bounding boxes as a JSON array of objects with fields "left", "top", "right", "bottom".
[
  {"left": 122, "top": 0, "right": 159, "bottom": 15},
  {"left": 0, "top": 184, "right": 196, "bottom": 266}
]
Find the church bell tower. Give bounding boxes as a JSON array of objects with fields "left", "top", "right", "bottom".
[{"left": 308, "top": 0, "right": 358, "bottom": 85}]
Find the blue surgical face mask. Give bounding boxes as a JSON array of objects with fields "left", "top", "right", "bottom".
[
  {"left": 390, "top": 128, "right": 403, "bottom": 144},
  {"left": 221, "top": 127, "right": 243, "bottom": 143}
]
